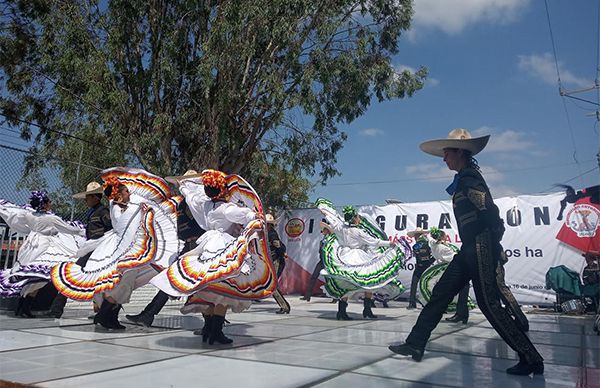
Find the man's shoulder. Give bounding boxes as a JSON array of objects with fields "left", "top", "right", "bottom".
[{"left": 458, "top": 168, "right": 486, "bottom": 188}]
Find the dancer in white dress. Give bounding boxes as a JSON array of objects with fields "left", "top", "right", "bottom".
[
  {"left": 0, "top": 191, "right": 85, "bottom": 317},
  {"left": 52, "top": 168, "right": 182, "bottom": 329},
  {"left": 151, "top": 169, "right": 277, "bottom": 344}
]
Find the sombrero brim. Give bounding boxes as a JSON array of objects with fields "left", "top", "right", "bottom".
[
  {"left": 420, "top": 135, "right": 490, "bottom": 157},
  {"left": 407, "top": 229, "right": 428, "bottom": 237},
  {"left": 164, "top": 173, "right": 204, "bottom": 184},
  {"left": 72, "top": 187, "right": 103, "bottom": 199},
  {"left": 320, "top": 221, "right": 333, "bottom": 233}
]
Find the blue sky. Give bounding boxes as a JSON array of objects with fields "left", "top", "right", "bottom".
[{"left": 313, "top": 0, "right": 600, "bottom": 206}]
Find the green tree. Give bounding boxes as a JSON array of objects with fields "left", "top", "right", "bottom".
[{"left": 0, "top": 0, "right": 427, "bottom": 208}]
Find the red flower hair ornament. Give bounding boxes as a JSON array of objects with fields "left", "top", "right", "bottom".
[
  {"left": 103, "top": 176, "right": 122, "bottom": 200},
  {"left": 201, "top": 169, "right": 228, "bottom": 199}
]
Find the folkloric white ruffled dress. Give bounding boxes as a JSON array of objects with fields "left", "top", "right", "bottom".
[
  {"left": 317, "top": 198, "right": 410, "bottom": 300},
  {"left": 0, "top": 200, "right": 85, "bottom": 297},
  {"left": 51, "top": 168, "right": 182, "bottom": 305},
  {"left": 150, "top": 174, "right": 277, "bottom": 313}
]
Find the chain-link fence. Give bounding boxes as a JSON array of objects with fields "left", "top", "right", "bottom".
[
  {"left": 0, "top": 144, "right": 103, "bottom": 222},
  {"left": 0, "top": 143, "right": 104, "bottom": 270}
]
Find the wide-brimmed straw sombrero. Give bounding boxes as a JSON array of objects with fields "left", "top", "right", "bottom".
[
  {"left": 407, "top": 227, "right": 428, "bottom": 237},
  {"left": 420, "top": 128, "right": 490, "bottom": 158},
  {"left": 165, "top": 169, "right": 202, "bottom": 184},
  {"left": 73, "top": 182, "right": 103, "bottom": 199},
  {"left": 320, "top": 221, "right": 333, "bottom": 233}
]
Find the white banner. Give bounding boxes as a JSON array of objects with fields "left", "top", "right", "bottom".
[{"left": 278, "top": 192, "right": 595, "bottom": 305}]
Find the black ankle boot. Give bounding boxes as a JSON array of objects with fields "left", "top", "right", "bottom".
[
  {"left": 336, "top": 300, "right": 353, "bottom": 320},
  {"left": 47, "top": 294, "right": 67, "bottom": 318},
  {"left": 94, "top": 300, "right": 124, "bottom": 330},
  {"left": 16, "top": 296, "right": 35, "bottom": 318},
  {"left": 362, "top": 297, "right": 378, "bottom": 319},
  {"left": 193, "top": 314, "right": 213, "bottom": 343},
  {"left": 445, "top": 314, "right": 468, "bottom": 324},
  {"left": 209, "top": 315, "right": 233, "bottom": 345},
  {"left": 110, "top": 304, "right": 126, "bottom": 330},
  {"left": 126, "top": 291, "right": 168, "bottom": 327},
  {"left": 388, "top": 343, "right": 424, "bottom": 361},
  {"left": 125, "top": 310, "right": 154, "bottom": 327},
  {"left": 506, "top": 360, "right": 544, "bottom": 375}
]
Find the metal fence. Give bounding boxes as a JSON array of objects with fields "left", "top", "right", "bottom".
[{"left": 0, "top": 144, "right": 103, "bottom": 270}]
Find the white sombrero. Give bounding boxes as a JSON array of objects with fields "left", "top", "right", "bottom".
[
  {"left": 420, "top": 128, "right": 490, "bottom": 158},
  {"left": 319, "top": 221, "right": 333, "bottom": 233},
  {"left": 265, "top": 214, "right": 277, "bottom": 224},
  {"left": 73, "top": 182, "right": 103, "bottom": 199},
  {"left": 407, "top": 227, "right": 428, "bottom": 237},
  {"left": 165, "top": 169, "right": 202, "bottom": 184}
]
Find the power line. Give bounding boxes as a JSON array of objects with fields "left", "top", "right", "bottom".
[
  {"left": 596, "top": 0, "right": 600, "bottom": 107},
  {"left": 544, "top": 0, "right": 563, "bottom": 88},
  {"left": 0, "top": 113, "right": 110, "bottom": 149},
  {"left": 544, "top": 0, "right": 584, "bottom": 184},
  {"left": 0, "top": 143, "right": 103, "bottom": 171},
  {"left": 323, "top": 159, "right": 596, "bottom": 187}
]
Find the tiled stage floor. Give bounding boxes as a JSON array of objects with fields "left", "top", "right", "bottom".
[{"left": 0, "top": 297, "right": 598, "bottom": 387}]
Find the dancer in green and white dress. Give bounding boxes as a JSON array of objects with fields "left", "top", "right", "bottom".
[{"left": 316, "top": 198, "right": 410, "bottom": 320}]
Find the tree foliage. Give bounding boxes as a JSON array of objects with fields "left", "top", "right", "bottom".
[{"left": 0, "top": 0, "right": 426, "bottom": 209}]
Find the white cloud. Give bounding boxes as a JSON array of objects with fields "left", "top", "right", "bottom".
[
  {"left": 405, "top": 163, "right": 454, "bottom": 182},
  {"left": 518, "top": 53, "right": 589, "bottom": 88},
  {"left": 479, "top": 164, "right": 505, "bottom": 183},
  {"left": 395, "top": 64, "right": 439, "bottom": 87},
  {"left": 472, "top": 126, "right": 536, "bottom": 153},
  {"left": 411, "top": 0, "right": 529, "bottom": 36},
  {"left": 489, "top": 183, "right": 520, "bottom": 198},
  {"left": 359, "top": 128, "right": 384, "bottom": 136}
]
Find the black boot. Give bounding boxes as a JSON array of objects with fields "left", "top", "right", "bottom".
[
  {"left": 94, "top": 300, "right": 124, "bottom": 330},
  {"left": 362, "top": 297, "right": 378, "bottom": 319},
  {"left": 126, "top": 291, "right": 169, "bottom": 327},
  {"left": 208, "top": 315, "right": 233, "bottom": 345},
  {"left": 336, "top": 300, "right": 353, "bottom": 320},
  {"left": 192, "top": 314, "right": 213, "bottom": 343},
  {"left": 15, "top": 296, "right": 35, "bottom": 318},
  {"left": 506, "top": 359, "right": 544, "bottom": 375},
  {"left": 47, "top": 294, "right": 67, "bottom": 318},
  {"left": 445, "top": 314, "right": 468, "bottom": 324},
  {"left": 110, "top": 304, "right": 126, "bottom": 330},
  {"left": 388, "top": 343, "right": 424, "bottom": 361},
  {"left": 407, "top": 274, "right": 419, "bottom": 310}
]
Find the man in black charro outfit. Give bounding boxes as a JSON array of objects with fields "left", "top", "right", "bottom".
[
  {"left": 266, "top": 214, "right": 291, "bottom": 314},
  {"left": 126, "top": 170, "right": 205, "bottom": 327},
  {"left": 389, "top": 129, "right": 543, "bottom": 376},
  {"left": 46, "top": 182, "right": 113, "bottom": 318},
  {"left": 406, "top": 228, "right": 435, "bottom": 309}
]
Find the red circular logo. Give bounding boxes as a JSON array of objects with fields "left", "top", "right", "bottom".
[{"left": 285, "top": 218, "right": 305, "bottom": 238}]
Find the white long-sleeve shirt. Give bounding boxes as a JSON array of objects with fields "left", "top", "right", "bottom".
[
  {"left": 179, "top": 180, "right": 256, "bottom": 233},
  {"left": 426, "top": 235, "right": 457, "bottom": 263},
  {"left": 339, "top": 226, "right": 391, "bottom": 251}
]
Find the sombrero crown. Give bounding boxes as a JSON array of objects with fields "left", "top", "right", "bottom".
[
  {"left": 73, "top": 182, "right": 103, "bottom": 199},
  {"left": 420, "top": 128, "right": 490, "bottom": 158}
]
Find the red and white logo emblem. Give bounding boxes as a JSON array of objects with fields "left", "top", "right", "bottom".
[{"left": 565, "top": 204, "right": 599, "bottom": 238}]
